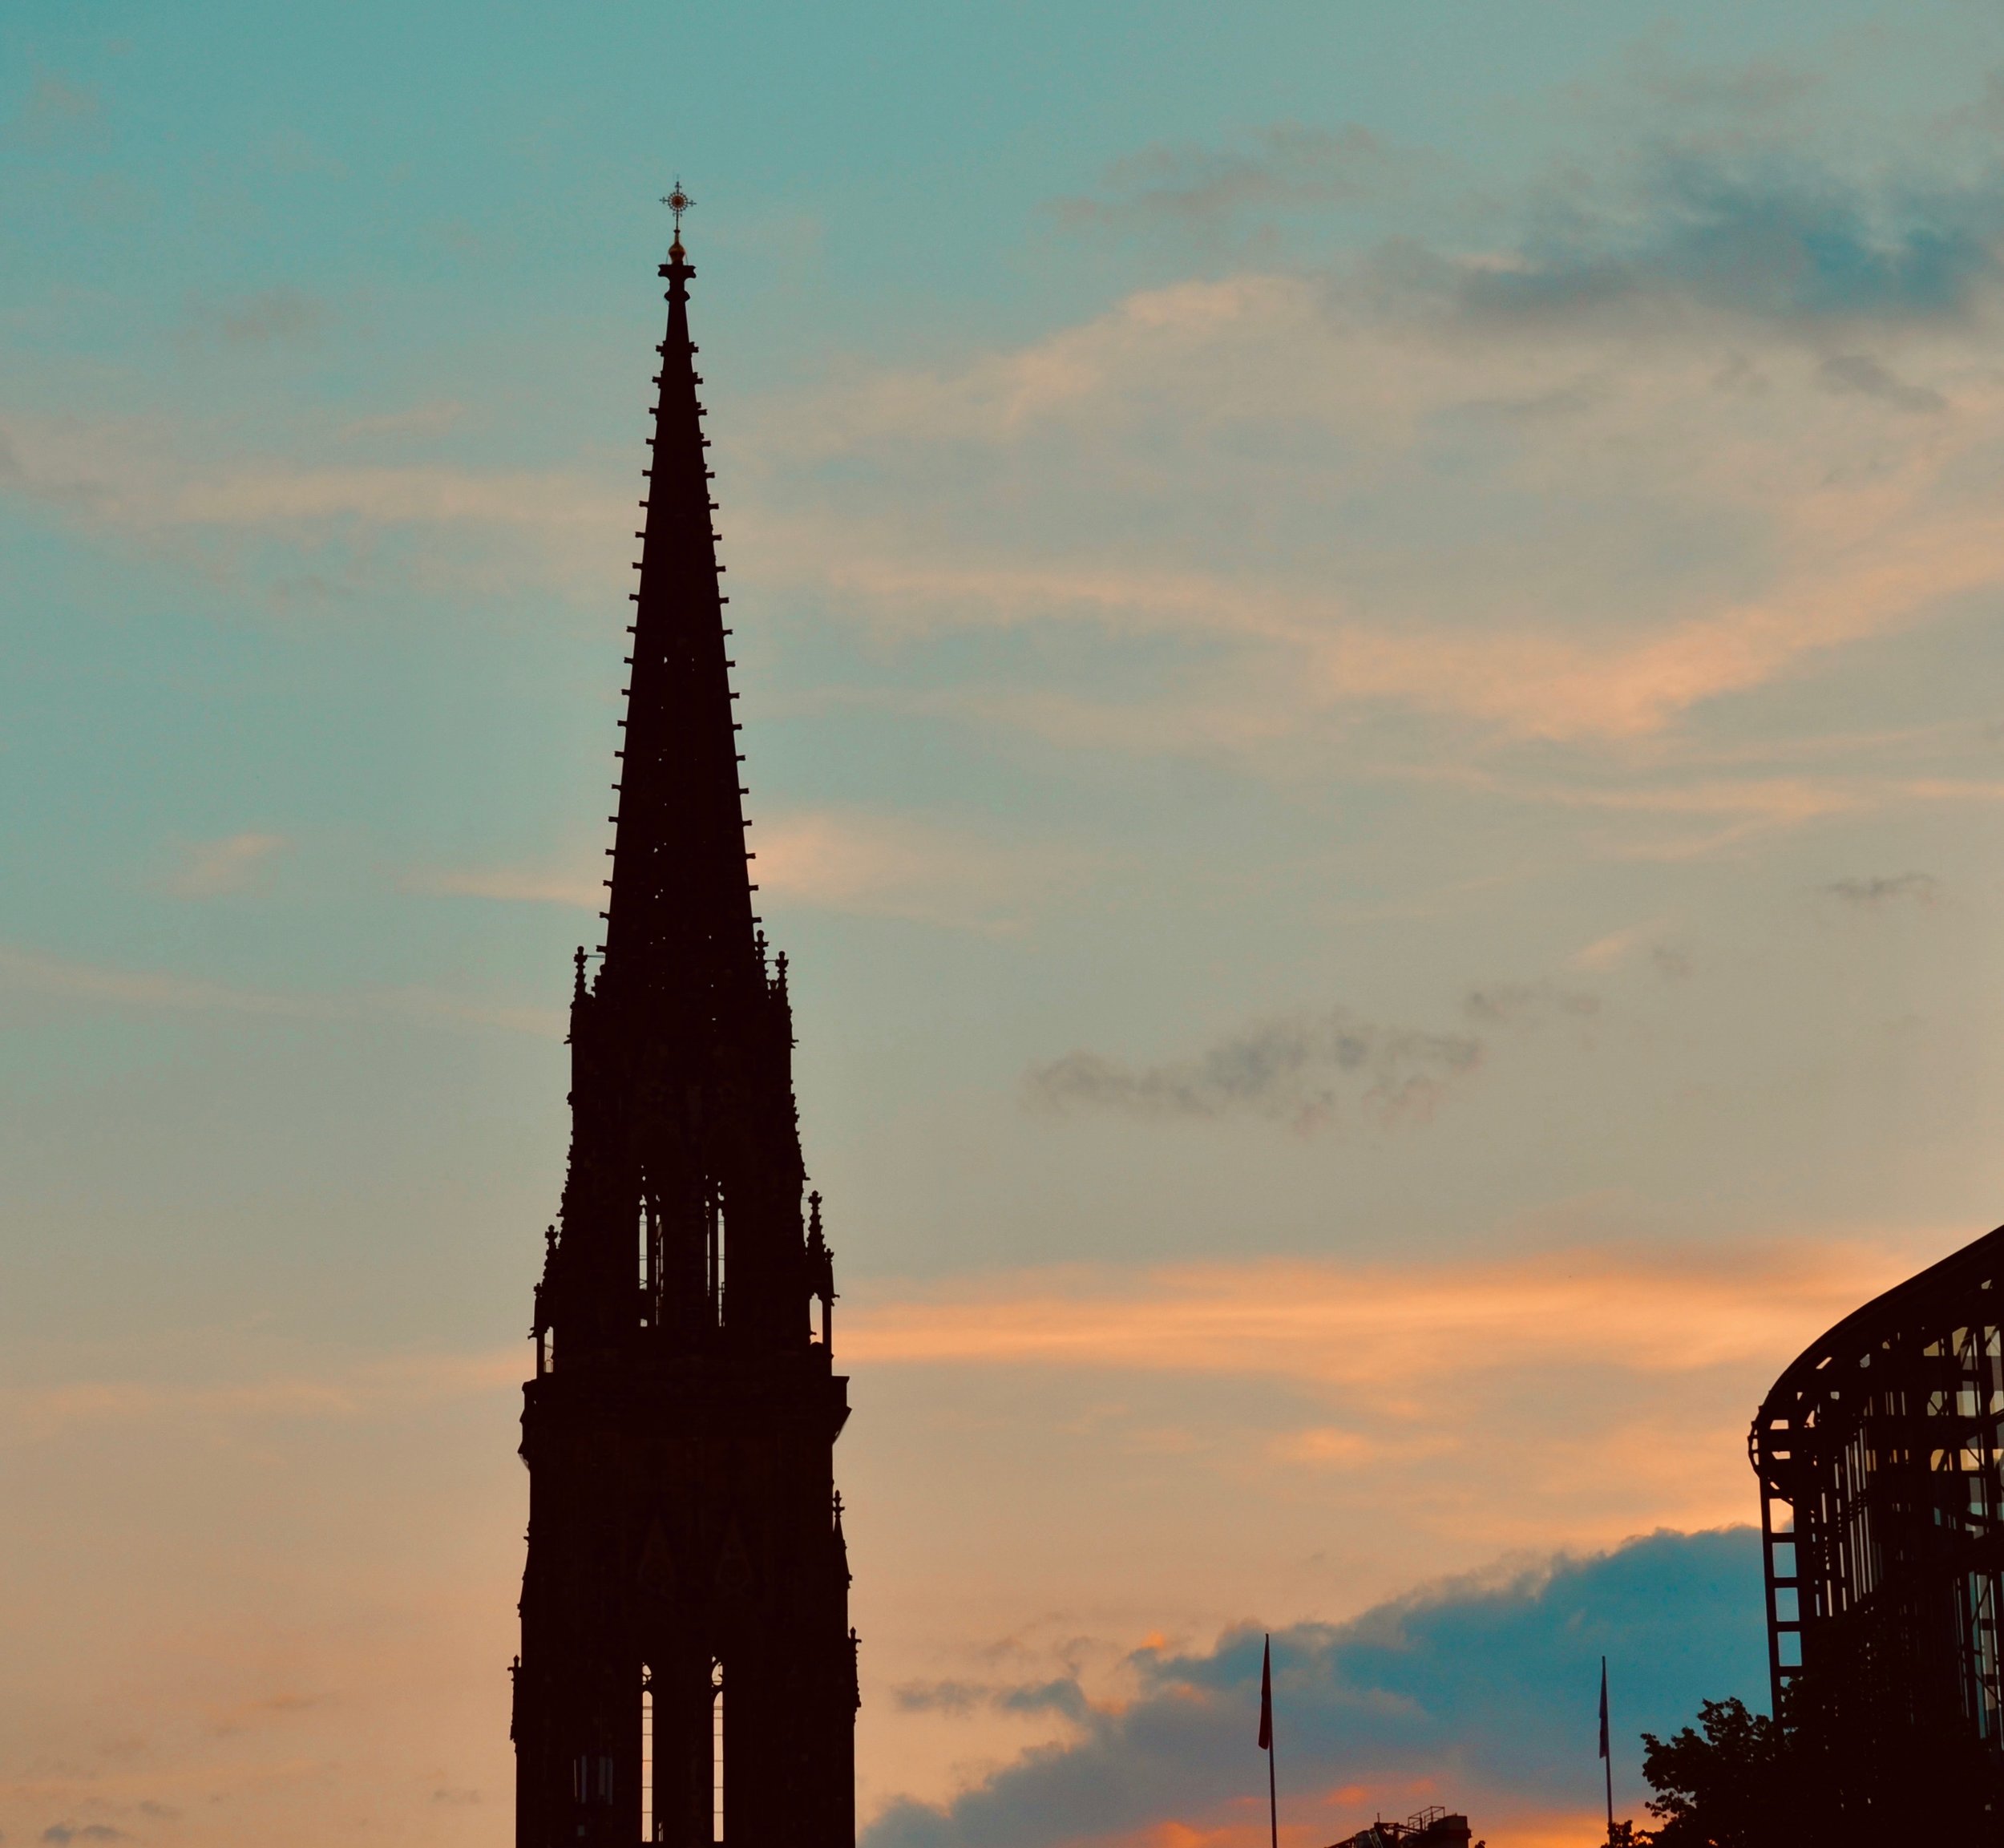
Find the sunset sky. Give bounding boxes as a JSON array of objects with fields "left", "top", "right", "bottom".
[{"left": 6, "top": 2, "right": 2004, "bottom": 1844}]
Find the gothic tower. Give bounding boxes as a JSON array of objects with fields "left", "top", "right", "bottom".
[{"left": 513, "top": 200, "right": 856, "bottom": 1848}]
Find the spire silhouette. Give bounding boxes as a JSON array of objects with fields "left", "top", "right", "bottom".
[
  {"left": 604, "top": 220, "right": 758, "bottom": 1012},
  {"left": 515, "top": 209, "right": 857, "bottom": 1848},
  {"left": 539, "top": 216, "right": 810, "bottom": 1361}
]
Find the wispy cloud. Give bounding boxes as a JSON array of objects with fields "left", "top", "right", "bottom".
[
  {"left": 164, "top": 831, "right": 289, "bottom": 898},
  {"left": 202, "top": 288, "right": 331, "bottom": 349},
  {"left": 335, "top": 401, "right": 467, "bottom": 443},
  {"left": 702, "top": 108, "right": 2004, "bottom": 781},
  {"left": 413, "top": 809, "right": 1077, "bottom": 932},
  {"left": 406, "top": 862, "right": 600, "bottom": 908},
  {"left": 1051, "top": 123, "right": 1418, "bottom": 233},
  {"left": 7, "top": 72, "right": 99, "bottom": 144},
  {"left": 1816, "top": 352, "right": 1946, "bottom": 413},
  {"left": 1452, "top": 170, "right": 2003, "bottom": 330},
  {"left": 758, "top": 810, "right": 1078, "bottom": 929},
  {"left": 377, "top": 986, "right": 566, "bottom": 1039},
  {"left": 841, "top": 1242, "right": 1909, "bottom": 1387},
  {"left": 1824, "top": 871, "right": 1942, "bottom": 907},
  {"left": 1571, "top": 923, "right": 1671, "bottom": 972},
  {"left": 1412, "top": 766, "right": 1874, "bottom": 859},
  {"left": 0, "top": 943, "right": 559, "bottom": 1037},
  {"left": 736, "top": 236, "right": 2004, "bottom": 750},
  {"left": 1460, "top": 982, "right": 1600, "bottom": 1028},
  {"left": 0, "top": 410, "right": 621, "bottom": 600},
  {"left": 894, "top": 1680, "right": 1089, "bottom": 1722},
  {"left": 161, "top": 462, "right": 601, "bottom": 530},
  {"left": 0, "top": 1349, "right": 520, "bottom": 1446},
  {"left": 1026, "top": 1008, "right": 1482, "bottom": 1133},
  {"left": 0, "top": 942, "right": 329, "bottom": 1017},
  {"left": 1029, "top": 979, "right": 1617, "bottom": 1134},
  {"left": 16, "top": 134, "right": 2004, "bottom": 764}
]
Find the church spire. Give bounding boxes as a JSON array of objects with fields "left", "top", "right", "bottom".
[
  {"left": 546, "top": 194, "right": 809, "bottom": 1363},
  {"left": 603, "top": 200, "right": 758, "bottom": 1008},
  {"left": 516, "top": 200, "right": 858, "bottom": 1848}
]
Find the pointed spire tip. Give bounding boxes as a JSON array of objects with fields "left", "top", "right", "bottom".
[{"left": 662, "top": 178, "right": 695, "bottom": 261}]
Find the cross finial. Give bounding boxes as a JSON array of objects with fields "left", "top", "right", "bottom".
[{"left": 662, "top": 178, "right": 695, "bottom": 255}]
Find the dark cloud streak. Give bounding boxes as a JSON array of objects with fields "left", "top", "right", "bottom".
[
  {"left": 1025, "top": 1008, "right": 1482, "bottom": 1134},
  {"left": 1825, "top": 872, "right": 1941, "bottom": 907},
  {"left": 1451, "top": 152, "right": 2004, "bottom": 329},
  {"left": 1052, "top": 123, "right": 1420, "bottom": 233},
  {"left": 1056, "top": 83, "right": 2004, "bottom": 336},
  {"left": 1460, "top": 982, "right": 1600, "bottom": 1028},
  {"left": 1816, "top": 352, "right": 1946, "bottom": 412},
  {"left": 895, "top": 1680, "right": 1089, "bottom": 1721},
  {"left": 216, "top": 288, "right": 330, "bottom": 347}
]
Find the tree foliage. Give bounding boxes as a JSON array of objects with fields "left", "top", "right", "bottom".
[
  {"left": 1638, "top": 1697, "right": 1783, "bottom": 1848},
  {"left": 1632, "top": 1688, "right": 2004, "bottom": 1847}
]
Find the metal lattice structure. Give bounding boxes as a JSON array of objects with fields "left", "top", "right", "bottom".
[
  {"left": 1749, "top": 1224, "right": 2004, "bottom": 1765},
  {"left": 1327, "top": 1810, "right": 1472, "bottom": 1848}
]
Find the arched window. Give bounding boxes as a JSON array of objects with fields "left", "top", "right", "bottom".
[
  {"left": 711, "top": 1658, "right": 725, "bottom": 1844},
  {"left": 708, "top": 1193, "right": 727, "bottom": 1328},
  {"left": 640, "top": 1673, "right": 656, "bottom": 1843}
]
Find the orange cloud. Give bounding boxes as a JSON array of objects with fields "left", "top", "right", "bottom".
[
  {"left": 0, "top": 1349, "right": 521, "bottom": 1446},
  {"left": 841, "top": 1241, "right": 1917, "bottom": 1388}
]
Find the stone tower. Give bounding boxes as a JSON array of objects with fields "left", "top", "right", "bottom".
[{"left": 512, "top": 204, "right": 856, "bottom": 1848}]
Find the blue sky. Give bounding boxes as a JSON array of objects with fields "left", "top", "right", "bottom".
[{"left": 6, "top": 3, "right": 2004, "bottom": 1845}]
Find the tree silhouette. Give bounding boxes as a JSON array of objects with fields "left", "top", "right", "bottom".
[
  {"left": 1638, "top": 1698, "right": 1784, "bottom": 1847},
  {"left": 1636, "top": 1688, "right": 2004, "bottom": 1847}
]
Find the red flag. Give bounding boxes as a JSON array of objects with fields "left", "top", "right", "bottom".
[{"left": 1258, "top": 1635, "right": 1273, "bottom": 1751}]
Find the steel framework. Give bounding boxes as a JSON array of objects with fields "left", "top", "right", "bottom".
[{"left": 1749, "top": 1223, "right": 2004, "bottom": 1765}]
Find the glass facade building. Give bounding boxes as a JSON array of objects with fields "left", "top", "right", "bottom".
[{"left": 1749, "top": 1225, "right": 2004, "bottom": 1766}]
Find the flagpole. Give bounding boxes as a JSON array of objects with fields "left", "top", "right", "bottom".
[
  {"left": 1259, "top": 1634, "right": 1278, "bottom": 1848},
  {"left": 1268, "top": 1730, "right": 1279, "bottom": 1848},
  {"left": 1600, "top": 1656, "right": 1613, "bottom": 1846}
]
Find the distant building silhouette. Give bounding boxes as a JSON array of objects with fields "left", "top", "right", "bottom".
[
  {"left": 511, "top": 214, "right": 856, "bottom": 1848},
  {"left": 1751, "top": 1224, "right": 2004, "bottom": 1803},
  {"left": 1327, "top": 1807, "right": 1475, "bottom": 1848}
]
